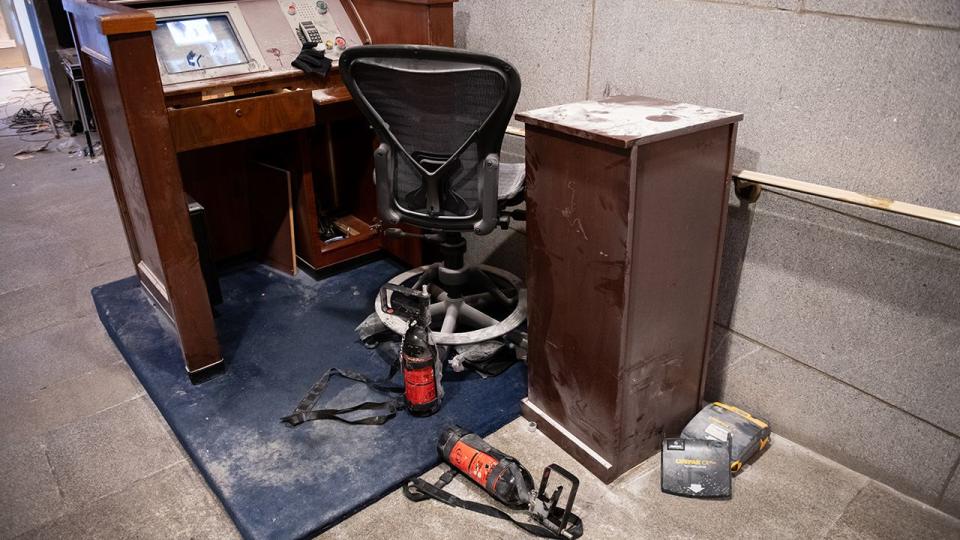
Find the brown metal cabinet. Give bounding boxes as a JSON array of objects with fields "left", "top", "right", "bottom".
[{"left": 516, "top": 96, "right": 743, "bottom": 482}]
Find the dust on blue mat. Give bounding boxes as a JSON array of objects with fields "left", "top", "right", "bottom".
[{"left": 91, "top": 258, "right": 527, "bottom": 540}]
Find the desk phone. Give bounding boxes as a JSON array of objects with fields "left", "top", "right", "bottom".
[{"left": 279, "top": 0, "right": 352, "bottom": 60}]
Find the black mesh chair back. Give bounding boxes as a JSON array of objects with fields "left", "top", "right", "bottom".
[{"left": 340, "top": 45, "right": 521, "bottom": 234}]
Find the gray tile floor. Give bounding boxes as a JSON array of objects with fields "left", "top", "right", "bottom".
[
  {"left": 326, "top": 419, "right": 960, "bottom": 540},
  {"left": 1, "top": 77, "right": 957, "bottom": 539},
  {"left": 0, "top": 75, "right": 240, "bottom": 539}
]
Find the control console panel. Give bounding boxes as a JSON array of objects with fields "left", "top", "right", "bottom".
[
  {"left": 278, "top": 0, "right": 355, "bottom": 62},
  {"left": 147, "top": 0, "right": 363, "bottom": 88}
]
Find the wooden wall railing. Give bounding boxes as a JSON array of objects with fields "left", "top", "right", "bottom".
[
  {"left": 731, "top": 170, "right": 960, "bottom": 228},
  {"left": 505, "top": 125, "right": 960, "bottom": 228}
]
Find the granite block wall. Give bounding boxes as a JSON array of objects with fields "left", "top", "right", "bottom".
[{"left": 453, "top": 0, "right": 960, "bottom": 517}]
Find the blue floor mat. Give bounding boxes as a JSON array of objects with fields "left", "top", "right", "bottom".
[{"left": 91, "top": 259, "right": 527, "bottom": 540}]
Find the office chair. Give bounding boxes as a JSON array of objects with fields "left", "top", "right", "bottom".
[{"left": 340, "top": 45, "right": 526, "bottom": 349}]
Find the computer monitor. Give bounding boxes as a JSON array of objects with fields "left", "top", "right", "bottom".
[
  {"left": 149, "top": 3, "right": 269, "bottom": 85},
  {"left": 154, "top": 15, "right": 248, "bottom": 74}
]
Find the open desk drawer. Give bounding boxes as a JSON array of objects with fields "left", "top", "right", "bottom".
[{"left": 168, "top": 89, "right": 315, "bottom": 153}]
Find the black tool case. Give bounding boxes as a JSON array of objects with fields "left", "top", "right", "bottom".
[{"left": 660, "top": 438, "right": 732, "bottom": 498}]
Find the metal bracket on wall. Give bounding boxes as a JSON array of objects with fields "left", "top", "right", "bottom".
[{"left": 733, "top": 170, "right": 960, "bottom": 228}]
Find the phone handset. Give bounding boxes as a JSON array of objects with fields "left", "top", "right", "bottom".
[
  {"left": 299, "top": 21, "right": 348, "bottom": 52},
  {"left": 299, "top": 21, "right": 323, "bottom": 46}
]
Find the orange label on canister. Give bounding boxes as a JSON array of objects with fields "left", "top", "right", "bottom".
[
  {"left": 449, "top": 440, "right": 499, "bottom": 485},
  {"left": 403, "top": 365, "right": 436, "bottom": 405}
]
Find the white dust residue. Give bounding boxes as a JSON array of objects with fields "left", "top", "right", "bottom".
[{"left": 522, "top": 99, "right": 742, "bottom": 143}]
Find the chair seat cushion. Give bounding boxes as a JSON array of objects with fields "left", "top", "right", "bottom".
[{"left": 498, "top": 162, "right": 525, "bottom": 201}]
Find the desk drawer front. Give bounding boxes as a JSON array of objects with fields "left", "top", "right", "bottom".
[{"left": 168, "top": 90, "right": 315, "bottom": 152}]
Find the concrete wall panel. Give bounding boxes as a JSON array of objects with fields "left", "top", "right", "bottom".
[
  {"left": 588, "top": 0, "right": 960, "bottom": 209},
  {"left": 718, "top": 192, "right": 960, "bottom": 434},
  {"left": 943, "top": 471, "right": 960, "bottom": 520},
  {"left": 706, "top": 325, "right": 960, "bottom": 506},
  {"left": 454, "top": 0, "right": 593, "bottom": 120}
]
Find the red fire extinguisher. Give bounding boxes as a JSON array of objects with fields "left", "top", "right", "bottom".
[
  {"left": 438, "top": 425, "right": 535, "bottom": 507},
  {"left": 401, "top": 322, "right": 441, "bottom": 416},
  {"left": 404, "top": 426, "right": 584, "bottom": 539}
]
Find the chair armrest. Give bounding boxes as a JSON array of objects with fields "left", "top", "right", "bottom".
[
  {"left": 475, "top": 153, "right": 500, "bottom": 235},
  {"left": 374, "top": 143, "right": 401, "bottom": 225}
]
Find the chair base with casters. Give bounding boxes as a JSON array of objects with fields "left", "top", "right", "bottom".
[{"left": 374, "top": 234, "right": 527, "bottom": 350}]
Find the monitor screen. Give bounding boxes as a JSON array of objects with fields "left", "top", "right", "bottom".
[{"left": 153, "top": 15, "right": 248, "bottom": 75}]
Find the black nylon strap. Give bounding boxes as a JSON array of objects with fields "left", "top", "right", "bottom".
[
  {"left": 281, "top": 366, "right": 403, "bottom": 427},
  {"left": 403, "top": 474, "right": 570, "bottom": 539},
  {"left": 403, "top": 467, "right": 458, "bottom": 503}
]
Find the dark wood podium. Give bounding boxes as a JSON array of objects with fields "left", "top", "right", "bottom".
[
  {"left": 63, "top": 0, "right": 453, "bottom": 377},
  {"left": 516, "top": 96, "right": 743, "bottom": 482}
]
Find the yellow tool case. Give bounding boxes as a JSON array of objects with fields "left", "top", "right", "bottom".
[{"left": 681, "top": 402, "right": 771, "bottom": 472}]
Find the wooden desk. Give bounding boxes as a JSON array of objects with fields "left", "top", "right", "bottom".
[
  {"left": 516, "top": 96, "right": 743, "bottom": 482},
  {"left": 64, "top": 0, "right": 454, "bottom": 377}
]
